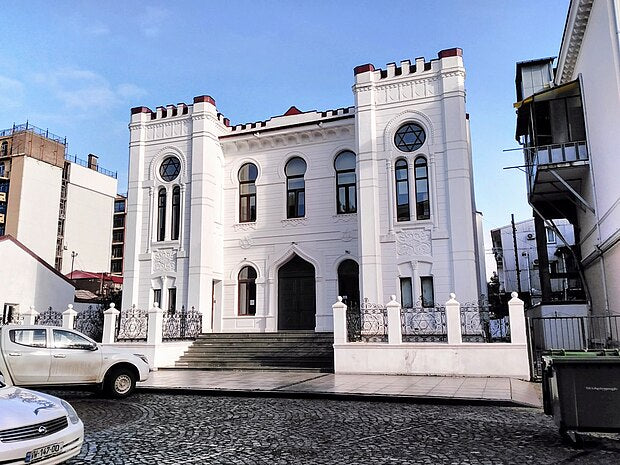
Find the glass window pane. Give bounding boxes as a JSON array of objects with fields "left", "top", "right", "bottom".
[
  {"left": 421, "top": 277, "right": 434, "bottom": 307},
  {"left": 395, "top": 123, "right": 426, "bottom": 152},
  {"left": 400, "top": 278, "right": 413, "bottom": 308},
  {"left": 53, "top": 330, "right": 91, "bottom": 349},
  {"left": 238, "top": 163, "right": 258, "bottom": 182},
  {"left": 288, "top": 178, "right": 305, "bottom": 190},
  {"left": 334, "top": 151, "right": 356, "bottom": 171},
  {"left": 338, "top": 187, "right": 346, "bottom": 213},
  {"left": 338, "top": 172, "right": 356, "bottom": 185},
  {"left": 395, "top": 167, "right": 408, "bottom": 181},
  {"left": 10, "top": 329, "right": 47, "bottom": 347},
  {"left": 298, "top": 191, "right": 305, "bottom": 216},
  {"left": 348, "top": 186, "right": 356, "bottom": 211},
  {"left": 285, "top": 157, "right": 307, "bottom": 176}
]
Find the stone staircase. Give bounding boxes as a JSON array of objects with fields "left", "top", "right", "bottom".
[{"left": 174, "top": 331, "right": 334, "bottom": 372}]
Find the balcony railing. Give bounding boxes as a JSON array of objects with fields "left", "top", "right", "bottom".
[{"left": 526, "top": 141, "right": 588, "bottom": 193}]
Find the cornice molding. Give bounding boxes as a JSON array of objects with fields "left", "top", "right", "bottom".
[{"left": 557, "top": 0, "right": 593, "bottom": 84}]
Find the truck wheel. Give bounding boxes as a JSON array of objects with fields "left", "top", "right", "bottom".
[{"left": 105, "top": 368, "right": 136, "bottom": 398}]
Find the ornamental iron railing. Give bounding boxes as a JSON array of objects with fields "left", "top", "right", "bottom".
[
  {"left": 74, "top": 306, "right": 104, "bottom": 342},
  {"left": 460, "top": 303, "right": 510, "bottom": 343},
  {"left": 34, "top": 307, "right": 63, "bottom": 327},
  {"left": 162, "top": 306, "right": 202, "bottom": 340},
  {"left": 401, "top": 304, "right": 448, "bottom": 343},
  {"left": 115, "top": 305, "right": 148, "bottom": 342},
  {"left": 346, "top": 299, "right": 388, "bottom": 343}
]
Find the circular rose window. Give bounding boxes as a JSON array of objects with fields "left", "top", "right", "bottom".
[
  {"left": 394, "top": 123, "right": 426, "bottom": 152},
  {"left": 159, "top": 156, "right": 181, "bottom": 182}
]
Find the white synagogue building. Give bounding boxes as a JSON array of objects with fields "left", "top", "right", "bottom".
[{"left": 122, "top": 48, "right": 487, "bottom": 334}]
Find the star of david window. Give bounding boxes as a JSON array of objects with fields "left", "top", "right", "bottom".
[
  {"left": 394, "top": 123, "right": 426, "bottom": 152},
  {"left": 159, "top": 156, "right": 181, "bottom": 182}
]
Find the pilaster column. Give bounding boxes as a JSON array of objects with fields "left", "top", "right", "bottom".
[
  {"left": 445, "top": 293, "right": 462, "bottom": 344},
  {"left": 102, "top": 303, "right": 119, "bottom": 344},
  {"left": 332, "top": 297, "right": 347, "bottom": 344},
  {"left": 147, "top": 302, "right": 164, "bottom": 345},
  {"left": 386, "top": 295, "right": 402, "bottom": 345},
  {"left": 62, "top": 304, "right": 77, "bottom": 330}
]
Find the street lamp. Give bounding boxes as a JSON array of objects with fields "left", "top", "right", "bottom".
[{"left": 70, "top": 251, "right": 78, "bottom": 280}]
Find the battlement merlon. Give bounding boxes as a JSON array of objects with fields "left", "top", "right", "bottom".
[
  {"left": 129, "top": 94, "right": 230, "bottom": 128},
  {"left": 353, "top": 47, "right": 465, "bottom": 86}
]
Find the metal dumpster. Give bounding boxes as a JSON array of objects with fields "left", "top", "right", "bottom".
[{"left": 542, "top": 350, "right": 620, "bottom": 445}]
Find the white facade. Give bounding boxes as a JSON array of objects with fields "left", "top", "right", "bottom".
[
  {"left": 61, "top": 162, "right": 117, "bottom": 274},
  {"left": 0, "top": 236, "right": 75, "bottom": 318},
  {"left": 556, "top": 0, "right": 620, "bottom": 315},
  {"left": 123, "top": 49, "right": 484, "bottom": 332}
]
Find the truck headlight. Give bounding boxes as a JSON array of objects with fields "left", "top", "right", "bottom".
[{"left": 61, "top": 400, "right": 80, "bottom": 424}]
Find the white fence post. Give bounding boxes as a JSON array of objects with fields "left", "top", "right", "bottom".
[
  {"left": 445, "top": 293, "right": 462, "bottom": 344},
  {"left": 62, "top": 304, "right": 77, "bottom": 329},
  {"left": 332, "top": 297, "right": 348, "bottom": 344},
  {"left": 22, "top": 306, "right": 39, "bottom": 325},
  {"left": 508, "top": 292, "right": 527, "bottom": 344},
  {"left": 147, "top": 302, "right": 164, "bottom": 345},
  {"left": 386, "top": 295, "right": 402, "bottom": 345},
  {"left": 102, "top": 303, "right": 120, "bottom": 344}
]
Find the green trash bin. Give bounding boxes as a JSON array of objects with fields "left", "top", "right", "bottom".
[{"left": 542, "top": 350, "right": 620, "bottom": 445}]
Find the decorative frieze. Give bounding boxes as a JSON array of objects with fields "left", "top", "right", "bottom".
[
  {"left": 233, "top": 223, "right": 257, "bottom": 232},
  {"left": 146, "top": 120, "right": 190, "bottom": 141},
  {"left": 281, "top": 218, "right": 308, "bottom": 228},
  {"left": 152, "top": 249, "right": 177, "bottom": 272},
  {"left": 396, "top": 229, "right": 432, "bottom": 256}
]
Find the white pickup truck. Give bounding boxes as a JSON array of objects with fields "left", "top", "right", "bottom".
[{"left": 0, "top": 325, "right": 150, "bottom": 398}]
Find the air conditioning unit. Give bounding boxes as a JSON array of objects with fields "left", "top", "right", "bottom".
[
  {"left": 527, "top": 233, "right": 535, "bottom": 240},
  {"left": 0, "top": 192, "right": 5, "bottom": 202}
]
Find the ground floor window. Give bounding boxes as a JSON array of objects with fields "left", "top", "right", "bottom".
[
  {"left": 238, "top": 266, "right": 257, "bottom": 315},
  {"left": 153, "top": 289, "right": 162, "bottom": 308},
  {"left": 420, "top": 276, "right": 434, "bottom": 308},
  {"left": 400, "top": 277, "right": 413, "bottom": 308}
]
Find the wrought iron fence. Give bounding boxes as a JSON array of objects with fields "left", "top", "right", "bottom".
[
  {"left": 401, "top": 304, "right": 448, "bottom": 342},
  {"left": 162, "top": 306, "right": 202, "bottom": 340},
  {"left": 346, "top": 299, "right": 388, "bottom": 343},
  {"left": 527, "top": 314, "right": 620, "bottom": 380},
  {"left": 74, "top": 306, "right": 104, "bottom": 342},
  {"left": 115, "top": 306, "right": 148, "bottom": 342},
  {"left": 460, "top": 303, "right": 510, "bottom": 343},
  {"left": 34, "top": 307, "right": 63, "bottom": 327}
]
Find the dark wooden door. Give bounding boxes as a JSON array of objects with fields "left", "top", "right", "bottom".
[
  {"left": 278, "top": 255, "right": 316, "bottom": 330},
  {"left": 338, "top": 259, "right": 360, "bottom": 309}
]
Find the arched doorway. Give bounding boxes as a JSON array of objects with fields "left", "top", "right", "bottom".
[
  {"left": 278, "top": 254, "right": 316, "bottom": 330},
  {"left": 338, "top": 259, "right": 360, "bottom": 309}
]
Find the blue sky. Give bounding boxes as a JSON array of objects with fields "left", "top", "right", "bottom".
[{"left": 2, "top": 0, "right": 568, "bottom": 239}]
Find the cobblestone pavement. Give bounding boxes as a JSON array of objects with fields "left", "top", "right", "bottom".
[{"left": 46, "top": 391, "right": 619, "bottom": 465}]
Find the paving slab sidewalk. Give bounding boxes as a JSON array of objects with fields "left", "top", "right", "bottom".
[{"left": 138, "top": 369, "right": 542, "bottom": 408}]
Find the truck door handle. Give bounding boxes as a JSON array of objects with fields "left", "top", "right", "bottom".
[
  {"left": 53, "top": 354, "right": 66, "bottom": 358},
  {"left": 8, "top": 353, "right": 21, "bottom": 356}
]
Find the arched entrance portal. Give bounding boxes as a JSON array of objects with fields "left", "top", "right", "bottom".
[
  {"left": 278, "top": 254, "right": 316, "bottom": 330},
  {"left": 338, "top": 259, "right": 360, "bottom": 309}
]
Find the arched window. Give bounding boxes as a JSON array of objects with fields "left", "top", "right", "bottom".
[
  {"left": 414, "top": 157, "right": 430, "bottom": 220},
  {"left": 157, "top": 187, "right": 166, "bottom": 241},
  {"left": 171, "top": 186, "right": 180, "bottom": 240},
  {"left": 238, "top": 266, "right": 257, "bottom": 316},
  {"left": 395, "top": 159, "right": 410, "bottom": 222},
  {"left": 334, "top": 151, "right": 356, "bottom": 214},
  {"left": 0, "top": 141, "right": 7, "bottom": 157},
  {"left": 238, "top": 163, "right": 258, "bottom": 222},
  {"left": 285, "top": 157, "right": 306, "bottom": 218},
  {"left": 159, "top": 156, "right": 181, "bottom": 182}
]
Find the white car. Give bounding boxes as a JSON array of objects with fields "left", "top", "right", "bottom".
[
  {"left": 0, "top": 373, "right": 84, "bottom": 464},
  {"left": 0, "top": 325, "right": 150, "bottom": 398}
]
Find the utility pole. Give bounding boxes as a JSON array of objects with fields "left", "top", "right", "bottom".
[
  {"left": 511, "top": 214, "right": 522, "bottom": 294},
  {"left": 70, "top": 251, "right": 78, "bottom": 280}
]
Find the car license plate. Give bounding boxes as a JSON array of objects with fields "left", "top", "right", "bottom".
[{"left": 25, "top": 443, "right": 62, "bottom": 464}]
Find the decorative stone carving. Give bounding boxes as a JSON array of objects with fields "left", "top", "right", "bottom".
[
  {"left": 341, "top": 230, "right": 353, "bottom": 242},
  {"left": 396, "top": 229, "right": 431, "bottom": 256},
  {"left": 332, "top": 213, "right": 357, "bottom": 223},
  {"left": 239, "top": 236, "right": 253, "bottom": 249},
  {"left": 233, "top": 223, "right": 257, "bottom": 232},
  {"left": 152, "top": 250, "right": 176, "bottom": 272},
  {"left": 281, "top": 218, "right": 308, "bottom": 228}
]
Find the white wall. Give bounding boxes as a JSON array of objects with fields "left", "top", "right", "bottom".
[
  {"left": 0, "top": 238, "right": 74, "bottom": 313},
  {"left": 15, "top": 157, "right": 63, "bottom": 265},
  {"left": 61, "top": 163, "right": 117, "bottom": 274}
]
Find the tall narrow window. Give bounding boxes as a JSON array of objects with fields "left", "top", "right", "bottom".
[
  {"left": 157, "top": 187, "right": 166, "bottom": 241},
  {"left": 238, "top": 266, "right": 257, "bottom": 316},
  {"left": 0, "top": 141, "right": 7, "bottom": 157},
  {"left": 414, "top": 157, "right": 430, "bottom": 220},
  {"left": 395, "top": 159, "right": 410, "bottom": 221},
  {"left": 171, "top": 186, "right": 180, "bottom": 240},
  {"left": 153, "top": 289, "right": 162, "bottom": 308},
  {"left": 400, "top": 277, "right": 413, "bottom": 308},
  {"left": 238, "top": 163, "right": 258, "bottom": 222},
  {"left": 168, "top": 288, "right": 177, "bottom": 312},
  {"left": 334, "top": 151, "right": 357, "bottom": 214},
  {"left": 285, "top": 157, "right": 306, "bottom": 218},
  {"left": 420, "top": 276, "right": 434, "bottom": 308}
]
